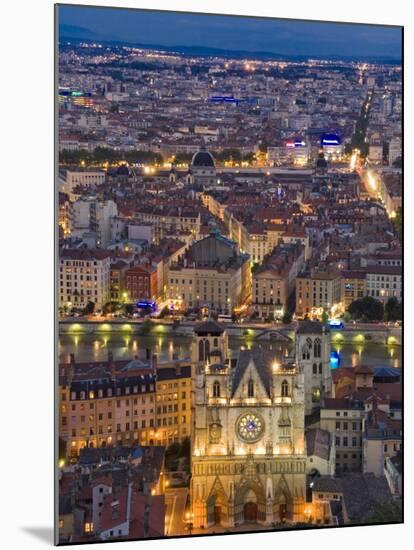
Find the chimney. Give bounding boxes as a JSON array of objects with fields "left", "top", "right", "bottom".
[{"left": 108, "top": 350, "right": 116, "bottom": 381}]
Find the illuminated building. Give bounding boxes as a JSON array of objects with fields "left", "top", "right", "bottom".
[
  {"left": 188, "top": 145, "right": 217, "bottom": 188},
  {"left": 125, "top": 264, "right": 158, "bottom": 302},
  {"left": 295, "top": 321, "right": 332, "bottom": 416},
  {"left": 365, "top": 266, "right": 402, "bottom": 303},
  {"left": 154, "top": 364, "right": 192, "bottom": 446},
  {"left": 58, "top": 353, "right": 157, "bottom": 458},
  {"left": 59, "top": 89, "right": 94, "bottom": 108},
  {"left": 320, "top": 133, "right": 343, "bottom": 159},
  {"left": 191, "top": 321, "right": 307, "bottom": 528},
  {"left": 340, "top": 271, "right": 367, "bottom": 309},
  {"left": 253, "top": 241, "right": 305, "bottom": 320},
  {"left": 134, "top": 207, "right": 201, "bottom": 244},
  {"left": 60, "top": 169, "right": 105, "bottom": 194},
  {"left": 295, "top": 270, "right": 341, "bottom": 318},
  {"left": 168, "top": 232, "right": 251, "bottom": 315},
  {"left": 59, "top": 248, "right": 111, "bottom": 311}
]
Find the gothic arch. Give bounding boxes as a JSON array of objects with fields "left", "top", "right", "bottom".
[
  {"left": 206, "top": 476, "right": 229, "bottom": 526},
  {"left": 273, "top": 475, "right": 293, "bottom": 522},
  {"left": 234, "top": 478, "right": 266, "bottom": 523},
  {"left": 314, "top": 338, "right": 321, "bottom": 358}
]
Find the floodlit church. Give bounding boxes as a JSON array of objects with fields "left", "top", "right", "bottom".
[{"left": 190, "top": 320, "right": 309, "bottom": 529}]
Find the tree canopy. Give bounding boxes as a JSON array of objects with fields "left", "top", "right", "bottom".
[{"left": 348, "top": 296, "right": 384, "bottom": 321}]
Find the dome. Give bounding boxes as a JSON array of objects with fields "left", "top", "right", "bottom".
[
  {"left": 116, "top": 164, "right": 131, "bottom": 176},
  {"left": 191, "top": 147, "right": 215, "bottom": 168}
]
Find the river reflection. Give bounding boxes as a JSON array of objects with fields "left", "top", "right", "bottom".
[{"left": 58, "top": 333, "right": 401, "bottom": 370}]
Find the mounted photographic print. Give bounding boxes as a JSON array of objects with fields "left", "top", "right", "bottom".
[{"left": 55, "top": 3, "right": 403, "bottom": 545}]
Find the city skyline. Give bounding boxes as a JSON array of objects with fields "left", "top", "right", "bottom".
[
  {"left": 56, "top": 4, "right": 402, "bottom": 544},
  {"left": 58, "top": 5, "right": 403, "bottom": 61}
]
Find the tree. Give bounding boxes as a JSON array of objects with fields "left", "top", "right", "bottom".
[
  {"left": 385, "top": 297, "right": 402, "bottom": 321},
  {"left": 282, "top": 310, "right": 293, "bottom": 324},
  {"left": 103, "top": 301, "right": 121, "bottom": 315},
  {"left": 174, "top": 153, "right": 193, "bottom": 165},
  {"left": 83, "top": 301, "right": 95, "bottom": 315},
  {"left": 123, "top": 303, "right": 134, "bottom": 317},
  {"left": 348, "top": 296, "right": 384, "bottom": 321},
  {"left": 361, "top": 500, "right": 402, "bottom": 524},
  {"left": 321, "top": 310, "right": 329, "bottom": 324},
  {"left": 158, "top": 306, "right": 170, "bottom": 319}
]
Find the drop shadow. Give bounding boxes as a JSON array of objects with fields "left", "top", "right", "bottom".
[{"left": 21, "top": 526, "right": 54, "bottom": 544}]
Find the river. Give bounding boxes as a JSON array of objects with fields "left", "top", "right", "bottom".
[{"left": 58, "top": 333, "right": 401, "bottom": 370}]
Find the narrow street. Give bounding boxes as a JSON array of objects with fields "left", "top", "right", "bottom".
[{"left": 164, "top": 487, "right": 189, "bottom": 536}]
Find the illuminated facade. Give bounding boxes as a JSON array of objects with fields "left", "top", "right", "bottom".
[
  {"left": 59, "top": 356, "right": 192, "bottom": 458},
  {"left": 295, "top": 271, "right": 341, "bottom": 318},
  {"left": 59, "top": 354, "right": 157, "bottom": 458},
  {"left": 155, "top": 365, "right": 192, "bottom": 446},
  {"left": 59, "top": 248, "right": 111, "bottom": 311},
  {"left": 191, "top": 321, "right": 307, "bottom": 529}
]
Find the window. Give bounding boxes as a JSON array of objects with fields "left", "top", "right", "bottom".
[
  {"left": 312, "top": 363, "right": 317, "bottom": 375},
  {"left": 281, "top": 380, "right": 289, "bottom": 397},
  {"left": 213, "top": 381, "right": 220, "bottom": 398},
  {"left": 84, "top": 522, "right": 93, "bottom": 533},
  {"left": 248, "top": 379, "right": 254, "bottom": 398},
  {"left": 314, "top": 338, "right": 321, "bottom": 358},
  {"left": 311, "top": 387, "right": 320, "bottom": 403}
]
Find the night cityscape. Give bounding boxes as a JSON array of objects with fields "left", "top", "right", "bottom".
[{"left": 56, "top": 5, "right": 403, "bottom": 543}]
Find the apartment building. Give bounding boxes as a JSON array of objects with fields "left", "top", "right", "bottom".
[
  {"left": 125, "top": 264, "right": 159, "bottom": 302},
  {"left": 59, "top": 354, "right": 157, "bottom": 459},
  {"left": 320, "top": 398, "right": 364, "bottom": 475},
  {"left": 365, "top": 266, "right": 402, "bottom": 302},
  {"left": 154, "top": 365, "right": 192, "bottom": 447},
  {"left": 59, "top": 248, "right": 111, "bottom": 310},
  {"left": 253, "top": 241, "right": 305, "bottom": 320},
  {"left": 168, "top": 233, "right": 251, "bottom": 314},
  {"left": 296, "top": 271, "right": 342, "bottom": 317},
  {"left": 340, "top": 271, "right": 367, "bottom": 309}
]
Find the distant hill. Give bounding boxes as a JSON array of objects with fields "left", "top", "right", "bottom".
[{"left": 59, "top": 29, "right": 401, "bottom": 65}]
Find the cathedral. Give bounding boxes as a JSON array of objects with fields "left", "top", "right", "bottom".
[{"left": 190, "top": 320, "right": 323, "bottom": 529}]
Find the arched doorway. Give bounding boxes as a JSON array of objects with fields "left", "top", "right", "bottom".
[
  {"left": 206, "top": 491, "right": 228, "bottom": 526},
  {"left": 235, "top": 482, "right": 265, "bottom": 524},
  {"left": 273, "top": 485, "right": 293, "bottom": 523}
]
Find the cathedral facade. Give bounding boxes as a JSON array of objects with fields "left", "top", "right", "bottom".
[{"left": 191, "top": 321, "right": 307, "bottom": 529}]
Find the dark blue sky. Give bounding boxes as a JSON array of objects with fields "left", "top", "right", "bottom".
[{"left": 58, "top": 5, "right": 402, "bottom": 60}]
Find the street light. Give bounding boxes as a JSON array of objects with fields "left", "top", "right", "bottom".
[{"left": 184, "top": 512, "right": 194, "bottom": 535}]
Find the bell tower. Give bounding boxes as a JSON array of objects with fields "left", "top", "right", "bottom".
[{"left": 295, "top": 320, "right": 332, "bottom": 415}]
